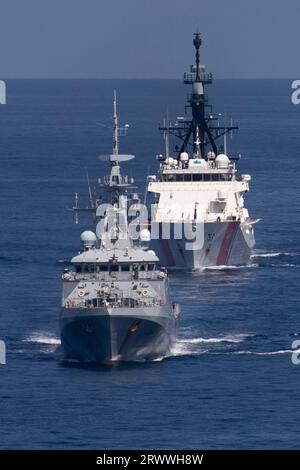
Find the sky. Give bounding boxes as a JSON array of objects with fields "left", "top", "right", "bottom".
[{"left": 0, "top": 0, "right": 299, "bottom": 79}]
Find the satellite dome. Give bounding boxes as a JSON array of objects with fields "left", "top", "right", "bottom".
[
  {"left": 180, "top": 152, "right": 189, "bottom": 161},
  {"left": 215, "top": 153, "right": 230, "bottom": 169},
  {"left": 80, "top": 231, "right": 97, "bottom": 248},
  {"left": 140, "top": 229, "right": 151, "bottom": 243}
]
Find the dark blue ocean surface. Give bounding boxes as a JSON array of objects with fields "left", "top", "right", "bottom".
[{"left": 0, "top": 79, "right": 299, "bottom": 449}]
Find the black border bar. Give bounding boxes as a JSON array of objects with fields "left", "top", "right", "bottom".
[{"left": 0, "top": 450, "right": 300, "bottom": 466}]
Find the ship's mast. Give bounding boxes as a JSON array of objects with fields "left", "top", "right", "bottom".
[
  {"left": 99, "top": 92, "right": 134, "bottom": 208},
  {"left": 113, "top": 90, "right": 119, "bottom": 156},
  {"left": 70, "top": 92, "right": 135, "bottom": 223},
  {"left": 190, "top": 33, "right": 207, "bottom": 157},
  {"left": 159, "top": 33, "right": 238, "bottom": 160},
  {"left": 163, "top": 114, "right": 170, "bottom": 158}
]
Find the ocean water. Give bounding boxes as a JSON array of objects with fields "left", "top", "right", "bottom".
[{"left": 0, "top": 79, "right": 300, "bottom": 449}]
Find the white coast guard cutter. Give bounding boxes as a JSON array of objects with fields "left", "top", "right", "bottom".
[{"left": 146, "top": 33, "right": 260, "bottom": 269}]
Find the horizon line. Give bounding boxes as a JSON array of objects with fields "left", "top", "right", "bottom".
[{"left": 0, "top": 77, "right": 298, "bottom": 81}]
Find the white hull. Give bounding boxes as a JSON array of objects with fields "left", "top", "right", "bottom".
[{"left": 150, "top": 220, "right": 255, "bottom": 269}]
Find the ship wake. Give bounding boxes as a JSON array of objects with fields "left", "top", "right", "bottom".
[
  {"left": 11, "top": 331, "right": 62, "bottom": 359},
  {"left": 169, "top": 333, "right": 252, "bottom": 358},
  {"left": 167, "top": 332, "right": 293, "bottom": 360}
]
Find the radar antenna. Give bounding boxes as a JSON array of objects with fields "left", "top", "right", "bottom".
[
  {"left": 158, "top": 33, "right": 239, "bottom": 160},
  {"left": 68, "top": 92, "right": 135, "bottom": 224}
]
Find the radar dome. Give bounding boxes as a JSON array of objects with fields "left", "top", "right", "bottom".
[
  {"left": 180, "top": 152, "right": 189, "bottom": 162},
  {"left": 140, "top": 229, "right": 151, "bottom": 243},
  {"left": 215, "top": 153, "right": 230, "bottom": 169},
  {"left": 80, "top": 231, "right": 97, "bottom": 249}
]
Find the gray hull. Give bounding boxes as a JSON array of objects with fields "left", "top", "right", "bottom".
[
  {"left": 150, "top": 220, "right": 255, "bottom": 269},
  {"left": 60, "top": 306, "right": 176, "bottom": 363}
]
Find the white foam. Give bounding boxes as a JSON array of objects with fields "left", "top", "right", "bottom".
[
  {"left": 251, "top": 252, "right": 282, "bottom": 258},
  {"left": 170, "top": 342, "right": 209, "bottom": 357},
  {"left": 178, "top": 333, "right": 250, "bottom": 344},
  {"left": 252, "top": 251, "right": 300, "bottom": 259},
  {"left": 169, "top": 333, "right": 251, "bottom": 357},
  {"left": 200, "top": 263, "right": 258, "bottom": 271},
  {"left": 23, "top": 333, "right": 61, "bottom": 345},
  {"left": 267, "top": 263, "right": 297, "bottom": 268},
  {"left": 151, "top": 356, "right": 166, "bottom": 362},
  {"left": 233, "top": 349, "right": 293, "bottom": 356}
]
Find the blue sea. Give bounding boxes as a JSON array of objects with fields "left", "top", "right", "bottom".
[{"left": 0, "top": 79, "right": 299, "bottom": 449}]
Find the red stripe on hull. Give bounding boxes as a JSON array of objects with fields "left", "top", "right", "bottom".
[{"left": 216, "top": 221, "right": 239, "bottom": 266}]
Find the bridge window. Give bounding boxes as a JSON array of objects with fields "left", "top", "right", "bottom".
[
  {"left": 192, "top": 174, "right": 203, "bottom": 181},
  {"left": 166, "top": 174, "right": 176, "bottom": 181},
  {"left": 98, "top": 265, "right": 108, "bottom": 272},
  {"left": 76, "top": 265, "right": 82, "bottom": 273},
  {"left": 121, "top": 265, "right": 130, "bottom": 271},
  {"left": 84, "top": 264, "right": 95, "bottom": 273}
]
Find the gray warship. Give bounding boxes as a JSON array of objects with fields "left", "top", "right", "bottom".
[{"left": 60, "top": 93, "right": 179, "bottom": 363}]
